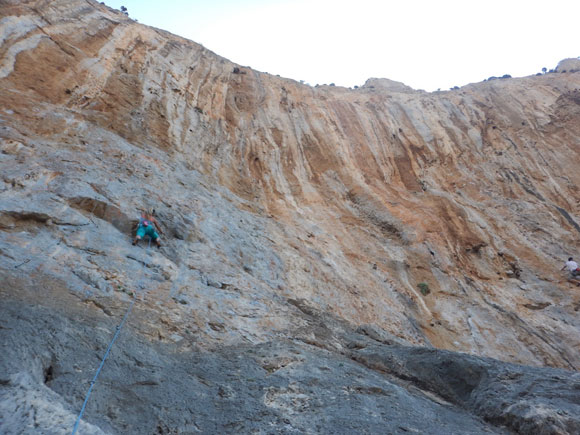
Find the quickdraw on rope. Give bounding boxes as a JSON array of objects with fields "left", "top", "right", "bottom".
[{"left": 72, "top": 237, "right": 151, "bottom": 434}]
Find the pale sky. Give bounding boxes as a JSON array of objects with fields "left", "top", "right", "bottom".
[{"left": 102, "top": 0, "right": 579, "bottom": 91}]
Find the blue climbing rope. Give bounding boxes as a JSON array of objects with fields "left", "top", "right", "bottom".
[
  {"left": 71, "top": 297, "right": 135, "bottom": 434},
  {"left": 72, "top": 238, "right": 151, "bottom": 434}
]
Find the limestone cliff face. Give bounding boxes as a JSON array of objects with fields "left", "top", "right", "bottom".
[
  {"left": 1, "top": 1, "right": 580, "bottom": 433},
  {"left": 2, "top": 0, "right": 580, "bottom": 364}
]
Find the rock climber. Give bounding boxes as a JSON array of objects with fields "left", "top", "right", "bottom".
[
  {"left": 133, "top": 209, "right": 163, "bottom": 248},
  {"left": 561, "top": 257, "right": 580, "bottom": 284}
]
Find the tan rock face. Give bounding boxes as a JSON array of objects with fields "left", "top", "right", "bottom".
[
  {"left": 1, "top": 0, "right": 579, "bottom": 369},
  {"left": 556, "top": 58, "right": 580, "bottom": 73}
]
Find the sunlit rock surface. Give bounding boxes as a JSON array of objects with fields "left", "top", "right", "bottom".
[{"left": 1, "top": 1, "right": 579, "bottom": 433}]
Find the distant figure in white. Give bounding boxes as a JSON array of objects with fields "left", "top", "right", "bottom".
[{"left": 561, "top": 257, "right": 580, "bottom": 284}]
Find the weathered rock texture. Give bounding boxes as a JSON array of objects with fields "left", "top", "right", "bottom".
[{"left": 1, "top": 1, "right": 579, "bottom": 433}]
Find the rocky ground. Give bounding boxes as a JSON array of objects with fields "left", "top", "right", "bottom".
[
  {"left": 1, "top": 0, "right": 580, "bottom": 433},
  {"left": 2, "top": 274, "right": 579, "bottom": 434}
]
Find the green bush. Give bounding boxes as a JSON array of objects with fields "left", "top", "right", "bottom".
[{"left": 418, "top": 282, "right": 430, "bottom": 296}]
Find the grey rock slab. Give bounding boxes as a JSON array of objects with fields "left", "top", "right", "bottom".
[
  {"left": 1, "top": 274, "right": 506, "bottom": 434},
  {"left": 0, "top": 372, "right": 106, "bottom": 435},
  {"left": 0, "top": 193, "right": 90, "bottom": 226},
  {"left": 350, "top": 344, "right": 580, "bottom": 435}
]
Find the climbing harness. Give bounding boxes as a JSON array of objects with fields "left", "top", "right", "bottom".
[
  {"left": 72, "top": 237, "right": 151, "bottom": 434},
  {"left": 139, "top": 216, "right": 151, "bottom": 227}
]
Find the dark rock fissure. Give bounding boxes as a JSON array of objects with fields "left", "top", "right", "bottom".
[{"left": 554, "top": 205, "right": 580, "bottom": 235}]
